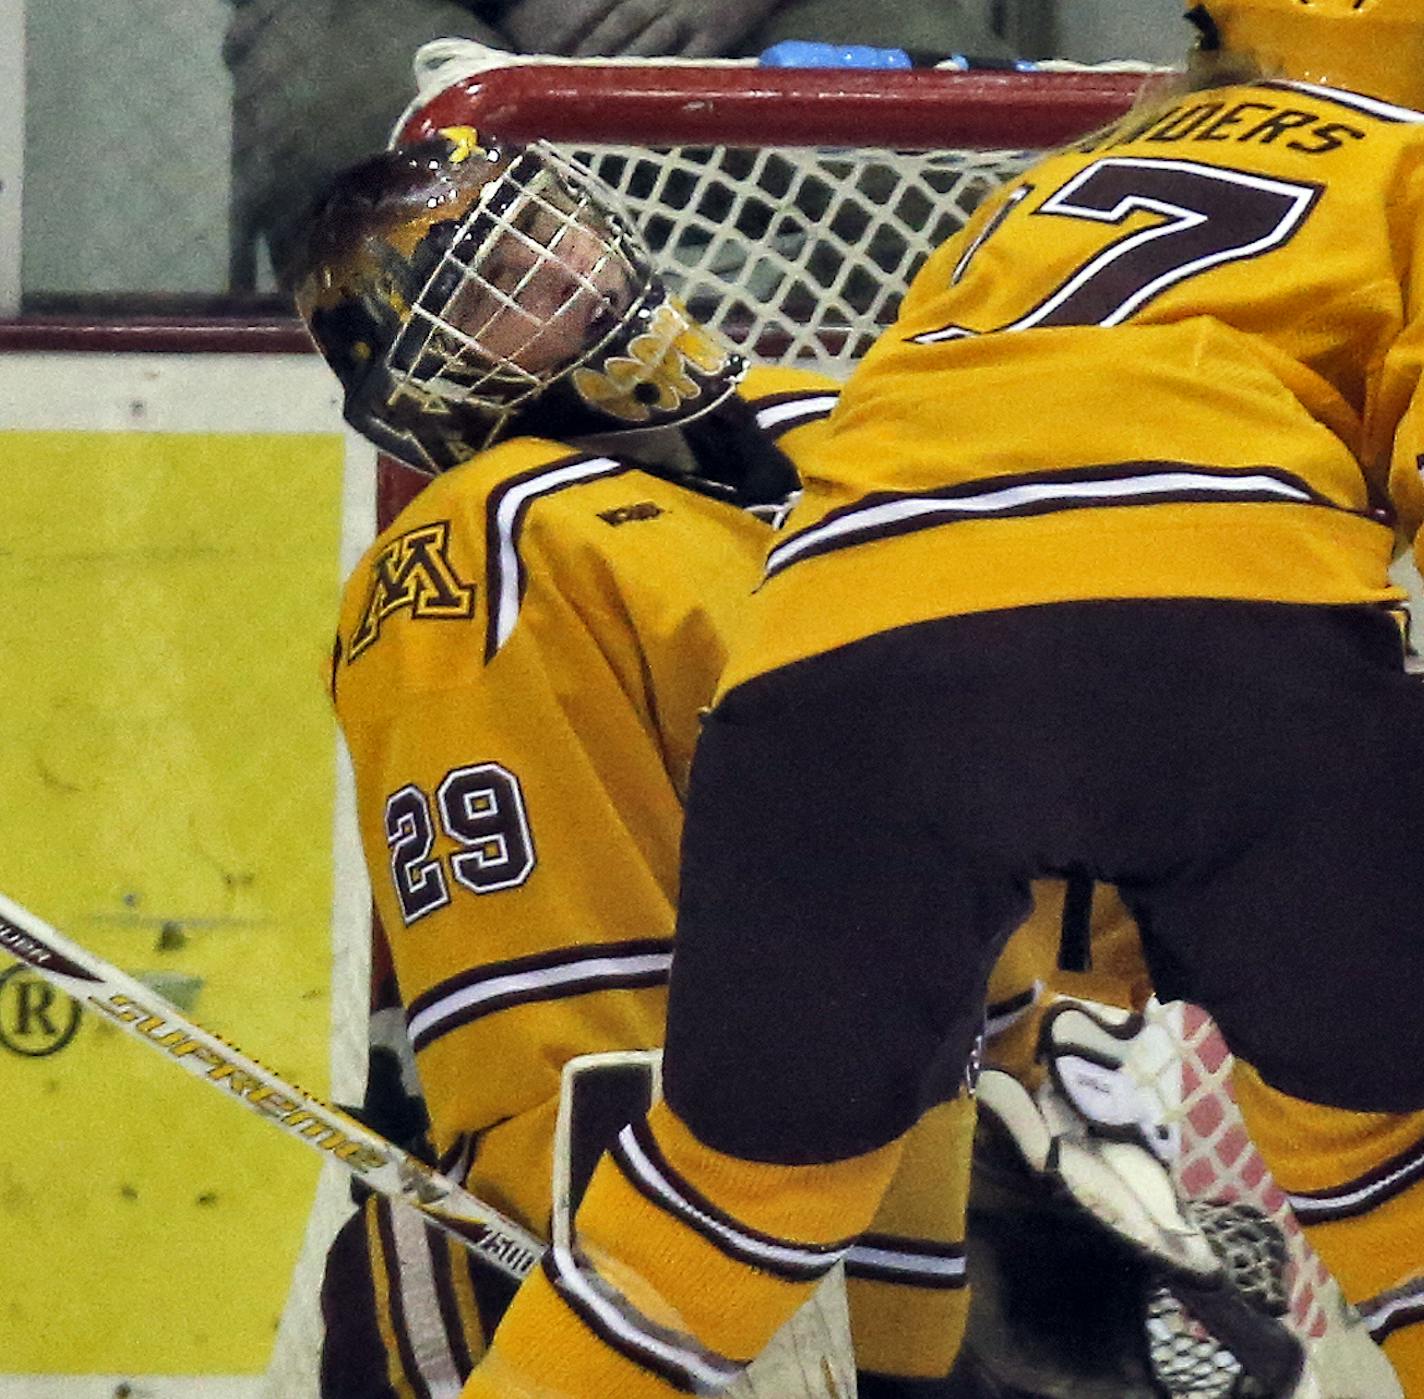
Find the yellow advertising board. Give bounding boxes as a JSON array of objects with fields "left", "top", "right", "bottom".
[{"left": 0, "top": 354, "right": 375, "bottom": 1396}]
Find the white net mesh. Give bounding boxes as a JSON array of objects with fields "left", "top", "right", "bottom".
[
  {"left": 1121, "top": 1002, "right": 1401, "bottom": 1392},
  {"left": 1137, "top": 1001, "right": 1333, "bottom": 1343},
  {"left": 565, "top": 143, "right": 1036, "bottom": 370}
]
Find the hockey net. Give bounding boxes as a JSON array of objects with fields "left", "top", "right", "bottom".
[
  {"left": 397, "top": 55, "right": 1154, "bottom": 376},
  {"left": 1150, "top": 1001, "right": 1339, "bottom": 1356},
  {"left": 363, "top": 53, "right": 1386, "bottom": 1394}
]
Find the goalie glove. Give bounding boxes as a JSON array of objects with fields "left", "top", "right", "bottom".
[
  {"left": 976, "top": 1066, "right": 1221, "bottom": 1284},
  {"left": 978, "top": 999, "right": 1221, "bottom": 1283},
  {"left": 977, "top": 1000, "right": 1318, "bottom": 1399}
]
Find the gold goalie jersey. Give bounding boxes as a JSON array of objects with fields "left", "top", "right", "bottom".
[
  {"left": 723, "top": 79, "right": 1424, "bottom": 692},
  {"left": 329, "top": 367, "right": 838, "bottom": 1235}
]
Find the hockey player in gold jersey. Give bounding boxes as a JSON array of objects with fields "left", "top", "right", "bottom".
[
  {"left": 457, "top": 3, "right": 1424, "bottom": 1397},
  {"left": 291, "top": 128, "right": 844, "bottom": 1392},
  {"left": 292, "top": 128, "right": 1153, "bottom": 1398}
]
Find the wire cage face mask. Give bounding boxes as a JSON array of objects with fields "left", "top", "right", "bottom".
[
  {"left": 389, "top": 146, "right": 650, "bottom": 412},
  {"left": 340, "top": 137, "right": 745, "bottom": 471}
]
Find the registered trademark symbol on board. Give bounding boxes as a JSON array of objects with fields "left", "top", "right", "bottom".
[{"left": 0, "top": 962, "right": 82, "bottom": 1056}]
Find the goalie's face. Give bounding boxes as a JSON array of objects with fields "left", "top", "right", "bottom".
[{"left": 431, "top": 177, "right": 639, "bottom": 378}]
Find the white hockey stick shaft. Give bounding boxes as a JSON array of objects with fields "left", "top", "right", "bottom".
[{"left": 0, "top": 889, "right": 542, "bottom": 1282}]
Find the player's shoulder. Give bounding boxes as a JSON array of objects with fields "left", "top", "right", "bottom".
[
  {"left": 356, "top": 429, "right": 770, "bottom": 579},
  {"left": 738, "top": 363, "right": 842, "bottom": 402},
  {"left": 334, "top": 432, "right": 766, "bottom": 679},
  {"left": 734, "top": 364, "right": 844, "bottom": 461},
  {"left": 334, "top": 436, "right": 600, "bottom": 653},
  {"left": 737, "top": 364, "right": 842, "bottom": 428},
  {"left": 1247, "top": 78, "right": 1424, "bottom": 135},
  {"left": 354, "top": 435, "right": 651, "bottom": 568},
  {"left": 397, "top": 436, "right": 612, "bottom": 520}
]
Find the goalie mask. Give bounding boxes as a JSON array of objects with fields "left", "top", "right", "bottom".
[
  {"left": 1189, "top": 0, "right": 1424, "bottom": 110},
  {"left": 294, "top": 128, "right": 746, "bottom": 473}
]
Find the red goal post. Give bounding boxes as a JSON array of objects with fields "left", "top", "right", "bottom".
[{"left": 383, "top": 57, "right": 1393, "bottom": 1391}]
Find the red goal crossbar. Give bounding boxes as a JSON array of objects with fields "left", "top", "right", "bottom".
[{"left": 400, "top": 62, "right": 1146, "bottom": 149}]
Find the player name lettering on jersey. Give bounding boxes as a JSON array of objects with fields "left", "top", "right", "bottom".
[{"left": 1081, "top": 89, "right": 1366, "bottom": 158}]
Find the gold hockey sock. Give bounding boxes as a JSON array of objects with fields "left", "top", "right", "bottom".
[
  {"left": 1234, "top": 1061, "right": 1424, "bottom": 1393},
  {"left": 464, "top": 1097, "right": 903, "bottom": 1399},
  {"left": 848, "top": 1096, "right": 975, "bottom": 1380}
]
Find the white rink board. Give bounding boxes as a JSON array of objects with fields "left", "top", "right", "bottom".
[{"left": 0, "top": 351, "right": 376, "bottom": 1399}]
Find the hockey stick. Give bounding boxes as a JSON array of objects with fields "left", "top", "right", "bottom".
[{"left": 0, "top": 889, "right": 542, "bottom": 1283}]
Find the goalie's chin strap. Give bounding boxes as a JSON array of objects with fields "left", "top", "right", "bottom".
[{"left": 977, "top": 1000, "right": 1317, "bottom": 1399}]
